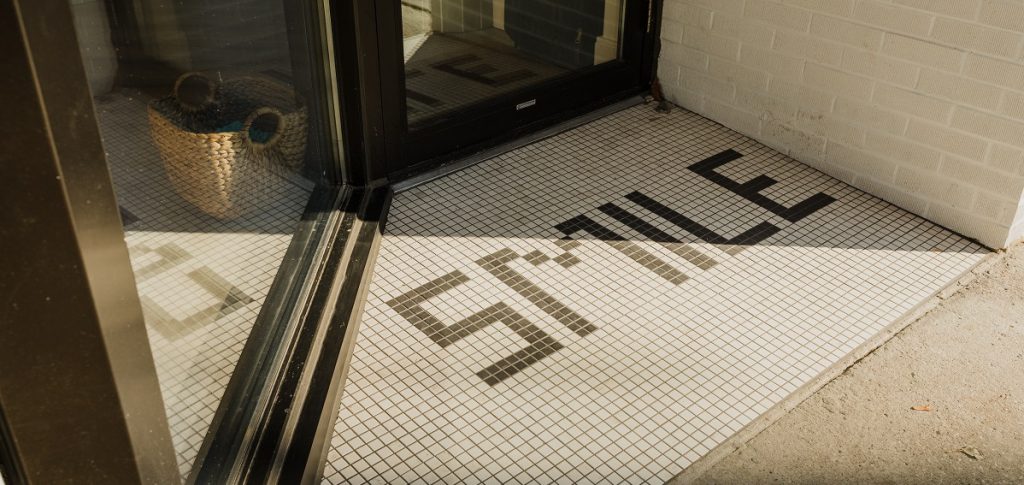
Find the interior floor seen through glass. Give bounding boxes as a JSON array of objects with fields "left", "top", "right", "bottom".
[{"left": 401, "top": 0, "right": 625, "bottom": 128}]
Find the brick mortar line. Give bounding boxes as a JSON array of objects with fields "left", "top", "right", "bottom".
[{"left": 669, "top": 1, "right": 1024, "bottom": 65}]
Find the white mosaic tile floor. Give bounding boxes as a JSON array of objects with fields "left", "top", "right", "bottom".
[
  {"left": 323, "top": 104, "right": 987, "bottom": 484},
  {"left": 95, "top": 91, "right": 311, "bottom": 476}
]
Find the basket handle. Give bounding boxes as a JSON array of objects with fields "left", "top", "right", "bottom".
[
  {"left": 173, "top": 72, "right": 218, "bottom": 112},
  {"left": 243, "top": 108, "right": 287, "bottom": 150}
]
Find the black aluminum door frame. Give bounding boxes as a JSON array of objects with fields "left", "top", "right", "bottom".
[
  {"left": 3, "top": 0, "right": 381, "bottom": 483},
  {"left": 372, "top": 0, "right": 661, "bottom": 181},
  {"left": 1, "top": 1, "right": 179, "bottom": 483}
]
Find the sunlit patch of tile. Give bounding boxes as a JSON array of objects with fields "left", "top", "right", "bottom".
[{"left": 324, "top": 105, "right": 987, "bottom": 483}]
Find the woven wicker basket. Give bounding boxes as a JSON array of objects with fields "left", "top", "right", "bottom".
[{"left": 148, "top": 72, "right": 308, "bottom": 219}]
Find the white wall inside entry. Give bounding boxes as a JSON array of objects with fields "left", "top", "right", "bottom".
[{"left": 657, "top": 0, "right": 1024, "bottom": 248}]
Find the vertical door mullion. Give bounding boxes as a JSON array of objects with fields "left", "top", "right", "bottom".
[
  {"left": 330, "top": 0, "right": 395, "bottom": 186},
  {"left": 1, "top": 1, "right": 179, "bottom": 483},
  {"left": 371, "top": 0, "right": 411, "bottom": 179}
]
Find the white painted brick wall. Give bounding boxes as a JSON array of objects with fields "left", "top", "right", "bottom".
[{"left": 658, "top": 0, "right": 1024, "bottom": 248}]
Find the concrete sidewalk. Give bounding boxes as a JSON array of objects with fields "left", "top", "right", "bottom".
[{"left": 687, "top": 243, "right": 1024, "bottom": 484}]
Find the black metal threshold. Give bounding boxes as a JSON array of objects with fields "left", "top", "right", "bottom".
[
  {"left": 276, "top": 186, "right": 392, "bottom": 484},
  {"left": 187, "top": 185, "right": 392, "bottom": 485},
  {"left": 188, "top": 184, "right": 353, "bottom": 483}
]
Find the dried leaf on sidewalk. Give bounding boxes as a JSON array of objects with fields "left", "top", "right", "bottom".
[
  {"left": 959, "top": 446, "right": 983, "bottom": 460},
  {"left": 911, "top": 404, "right": 932, "bottom": 412}
]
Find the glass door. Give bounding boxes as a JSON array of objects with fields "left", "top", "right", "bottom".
[
  {"left": 67, "top": 0, "right": 342, "bottom": 480},
  {"left": 379, "top": 0, "right": 655, "bottom": 178}
]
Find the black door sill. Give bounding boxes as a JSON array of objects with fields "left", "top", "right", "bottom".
[{"left": 188, "top": 186, "right": 392, "bottom": 485}]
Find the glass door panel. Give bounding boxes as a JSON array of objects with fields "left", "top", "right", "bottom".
[
  {"left": 68, "top": 0, "right": 337, "bottom": 478},
  {"left": 401, "top": 0, "right": 626, "bottom": 129},
  {"left": 382, "top": 0, "right": 650, "bottom": 176}
]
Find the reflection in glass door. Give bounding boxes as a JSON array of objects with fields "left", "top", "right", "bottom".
[
  {"left": 401, "top": 0, "right": 625, "bottom": 129},
  {"left": 69, "top": 0, "right": 337, "bottom": 478},
  {"left": 383, "top": 0, "right": 650, "bottom": 176}
]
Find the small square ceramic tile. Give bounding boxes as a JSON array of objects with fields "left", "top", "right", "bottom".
[{"left": 323, "top": 104, "right": 986, "bottom": 483}]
